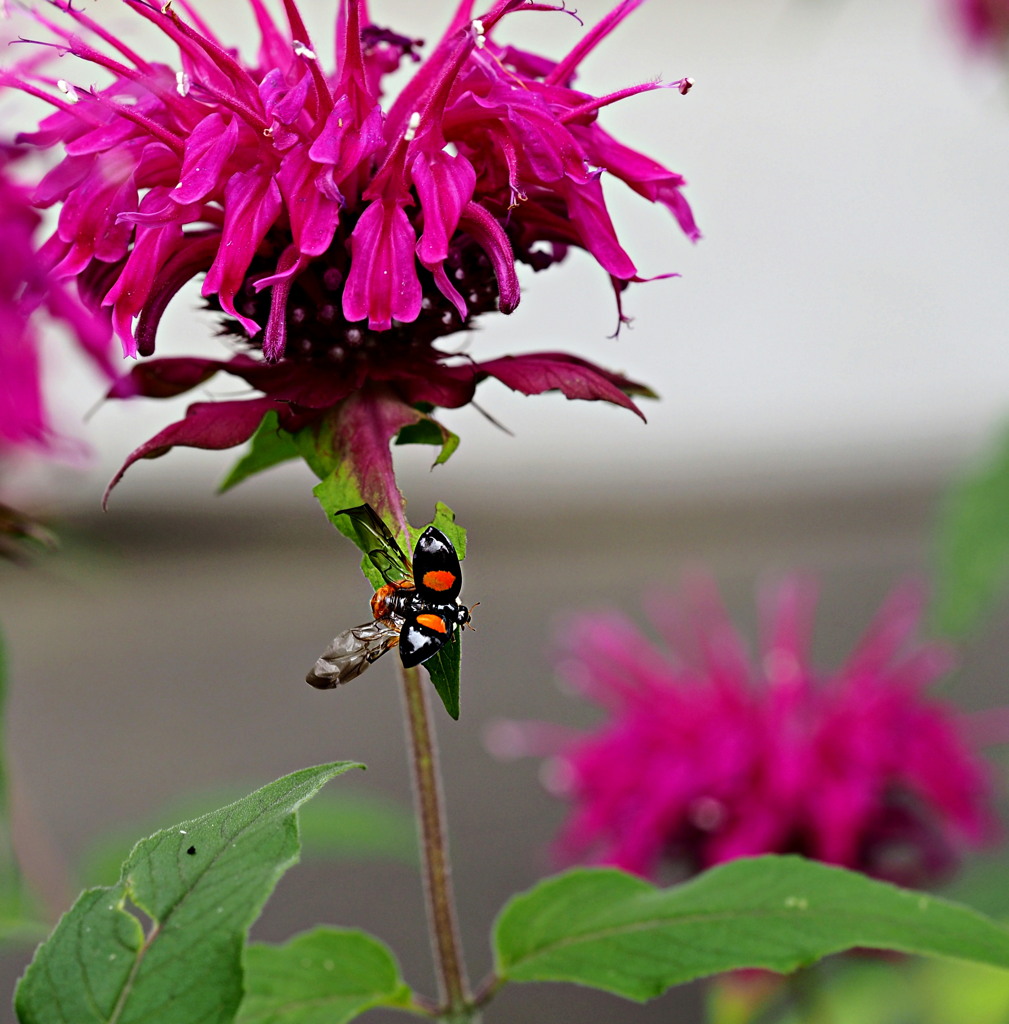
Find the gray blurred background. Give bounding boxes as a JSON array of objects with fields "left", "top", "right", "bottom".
[{"left": 3, "top": 0, "right": 1009, "bottom": 1021}]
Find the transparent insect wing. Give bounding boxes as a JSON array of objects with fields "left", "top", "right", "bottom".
[
  {"left": 336, "top": 504, "right": 413, "bottom": 584},
  {"left": 412, "top": 527, "right": 463, "bottom": 603},
  {"left": 306, "top": 619, "right": 400, "bottom": 688}
]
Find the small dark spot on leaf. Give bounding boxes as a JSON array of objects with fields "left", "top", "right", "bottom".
[{"left": 187, "top": 846, "right": 196, "bottom": 856}]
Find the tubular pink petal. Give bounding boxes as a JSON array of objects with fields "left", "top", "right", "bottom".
[
  {"left": 104, "top": 221, "right": 184, "bottom": 354},
  {"left": 582, "top": 124, "right": 701, "bottom": 241},
  {"left": 259, "top": 65, "right": 311, "bottom": 128},
  {"left": 560, "top": 177, "right": 638, "bottom": 280},
  {"left": 411, "top": 149, "right": 476, "bottom": 264},
  {"left": 559, "top": 80, "right": 686, "bottom": 125},
  {"left": 123, "top": 0, "right": 261, "bottom": 108},
  {"left": 247, "top": 0, "right": 292, "bottom": 70},
  {"left": 309, "top": 94, "right": 383, "bottom": 169},
  {"left": 171, "top": 113, "right": 239, "bottom": 205},
  {"left": 279, "top": 0, "right": 333, "bottom": 118},
  {"left": 458, "top": 201, "right": 519, "bottom": 313},
  {"left": 429, "top": 263, "right": 468, "bottom": 321},
  {"left": 277, "top": 149, "right": 341, "bottom": 257},
  {"left": 202, "top": 169, "right": 283, "bottom": 336},
  {"left": 55, "top": 147, "right": 140, "bottom": 268},
  {"left": 135, "top": 234, "right": 220, "bottom": 356},
  {"left": 343, "top": 200, "right": 422, "bottom": 329},
  {"left": 262, "top": 246, "right": 308, "bottom": 362}
]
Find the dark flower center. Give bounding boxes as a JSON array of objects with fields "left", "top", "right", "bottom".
[{"left": 216, "top": 219, "right": 503, "bottom": 368}]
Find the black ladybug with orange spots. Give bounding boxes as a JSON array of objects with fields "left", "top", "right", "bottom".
[{"left": 307, "top": 506, "right": 472, "bottom": 688}]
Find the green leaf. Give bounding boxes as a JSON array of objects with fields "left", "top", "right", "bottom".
[
  {"left": 395, "top": 413, "right": 460, "bottom": 467},
  {"left": 237, "top": 928, "right": 414, "bottom": 1024},
  {"left": 425, "top": 636, "right": 461, "bottom": 721},
  {"left": 933, "top": 422, "right": 1009, "bottom": 636},
  {"left": 419, "top": 501, "right": 467, "bottom": 559},
  {"left": 219, "top": 412, "right": 301, "bottom": 493},
  {"left": 293, "top": 417, "right": 339, "bottom": 482},
  {"left": 494, "top": 856, "right": 1009, "bottom": 1002},
  {"left": 15, "top": 762, "right": 363, "bottom": 1024}
]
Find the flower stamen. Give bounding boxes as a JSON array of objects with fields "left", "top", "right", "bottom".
[
  {"left": 404, "top": 111, "right": 421, "bottom": 142},
  {"left": 55, "top": 77, "right": 78, "bottom": 102}
]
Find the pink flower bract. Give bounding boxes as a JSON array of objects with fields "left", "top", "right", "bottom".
[
  {"left": 541, "top": 577, "right": 999, "bottom": 889},
  {"left": 6, "top": 0, "right": 698, "bottom": 510}
]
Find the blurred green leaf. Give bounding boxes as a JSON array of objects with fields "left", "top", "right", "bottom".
[
  {"left": 78, "top": 789, "right": 417, "bottom": 888},
  {"left": 767, "top": 956, "right": 1009, "bottom": 1024},
  {"left": 15, "top": 762, "right": 362, "bottom": 1024},
  {"left": 298, "top": 791, "right": 416, "bottom": 864},
  {"left": 916, "top": 957, "right": 1009, "bottom": 1024},
  {"left": 237, "top": 928, "right": 414, "bottom": 1024},
  {"left": 933, "top": 423, "right": 1009, "bottom": 636},
  {"left": 494, "top": 856, "right": 1009, "bottom": 1002},
  {"left": 755, "top": 961, "right": 913, "bottom": 1024},
  {"left": 219, "top": 411, "right": 301, "bottom": 493},
  {"left": 0, "top": 625, "right": 46, "bottom": 944}
]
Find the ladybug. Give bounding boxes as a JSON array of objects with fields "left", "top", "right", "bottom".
[{"left": 307, "top": 504, "right": 471, "bottom": 688}]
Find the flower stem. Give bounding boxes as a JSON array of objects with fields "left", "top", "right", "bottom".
[{"left": 398, "top": 662, "right": 471, "bottom": 1018}]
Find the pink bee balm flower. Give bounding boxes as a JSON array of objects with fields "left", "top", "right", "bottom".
[
  {"left": 528, "top": 577, "right": 999, "bottom": 889},
  {"left": 0, "top": 147, "right": 115, "bottom": 458},
  {"left": 6, "top": 0, "right": 698, "bottom": 513},
  {"left": 952, "top": 0, "right": 1009, "bottom": 48}
]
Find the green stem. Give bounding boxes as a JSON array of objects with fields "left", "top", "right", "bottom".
[{"left": 398, "top": 662, "right": 472, "bottom": 1019}]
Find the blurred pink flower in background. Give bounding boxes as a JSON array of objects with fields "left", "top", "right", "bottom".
[
  {"left": 0, "top": 148, "right": 115, "bottom": 460},
  {"left": 499, "top": 577, "right": 1001, "bottom": 890},
  {"left": 953, "top": 0, "right": 1009, "bottom": 48}
]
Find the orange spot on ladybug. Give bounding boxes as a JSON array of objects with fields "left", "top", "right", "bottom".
[
  {"left": 423, "top": 570, "right": 457, "bottom": 592},
  {"left": 417, "top": 613, "right": 448, "bottom": 634}
]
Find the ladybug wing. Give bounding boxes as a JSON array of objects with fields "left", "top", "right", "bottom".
[
  {"left": 336, "top": 504, "right": 413, "bottom": 584},
  {"left": 411, "top": 527, "right": 463, "bottom": 604},
  {"left": 306, "top": 619, "right": 400, "bottom": 688},
  {"left": 398, "top": 610, "right": 453, "bottom": 669}
]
